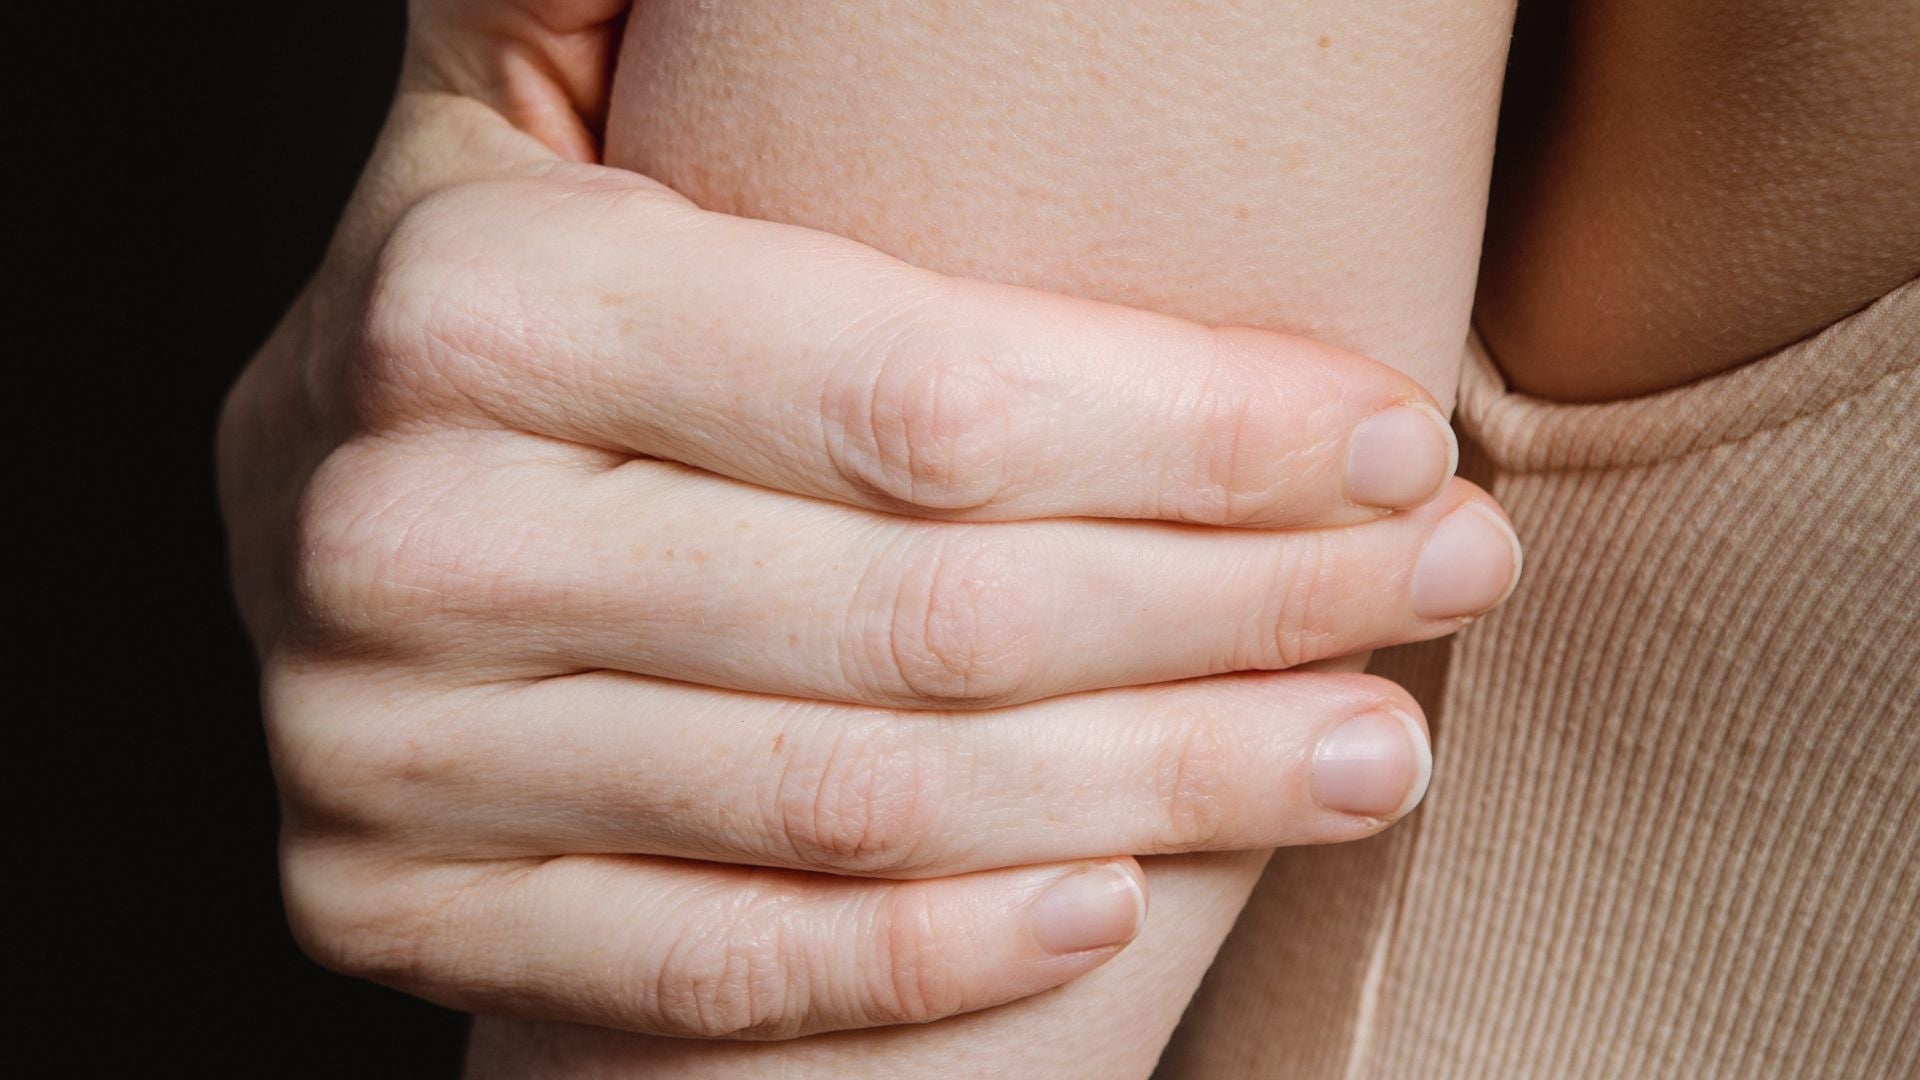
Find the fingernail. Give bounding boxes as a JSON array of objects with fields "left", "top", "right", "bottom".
[
  {"left": 1029, "top": 865, "right": 1147, "bottom": 955},
  {"left": 1311, "top": 709, "right": 1432, "bottom": 819},
  {"left": 1346, "top": 403, "right": 1457, "bottom": 508},
  {"left": 1411, "top": 502, "right": 1523, "bottom": 619}
]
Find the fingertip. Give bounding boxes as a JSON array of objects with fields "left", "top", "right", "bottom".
[
  {"left": 1345, "top": 401, "right": 1458, "bottom": 509},
  {"left": 1411, "top": 498, "right": 1524, "bottom": 620},
  {"left": 1392, "top": 707, "right": 1435, "bottom": 819},
  {"left": 1310, "top": 708, "right": 1431, "bottom": 820},
  {"left": 1028, "top": 862, "right": 1148, "bottom": 956}
]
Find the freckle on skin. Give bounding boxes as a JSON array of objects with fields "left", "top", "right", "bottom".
[
  {"left": 1235, "top": 205, "right": 1251, "bottom": 221},
  {"left": 772, "top": 733, "right": 784, "bottom": 754},
  {"left": 1318, "top": 35, "right": 1332, "bottom": 49}
]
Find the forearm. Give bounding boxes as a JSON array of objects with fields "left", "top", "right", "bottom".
[{"left": 468, "top": 2, "right": 1513, "bottom": 1075}]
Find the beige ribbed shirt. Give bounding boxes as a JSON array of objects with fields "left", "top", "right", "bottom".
[{"left": 1160, "top": 281, "right": 1920, "bottom": 1078}]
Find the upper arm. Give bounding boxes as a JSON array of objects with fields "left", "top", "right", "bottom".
[
  {"left": 605, "top": 0, "right": 1515, "bottom": 405},
  {"left": 468, "top": 3, "right": 1517, "bottom": 1076}
]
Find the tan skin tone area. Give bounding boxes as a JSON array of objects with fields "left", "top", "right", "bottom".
[
  {"left": 1478, "top": 0, "right": 1920, "bottom": 400},
  {"left": 463, "top": 0, "right": 1915, "bottom": 1075}
]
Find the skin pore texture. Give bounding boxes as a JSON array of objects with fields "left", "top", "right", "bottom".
[
  {"left": 1476, "top": 0, "right": 1920, "bottom": 400},
  {"left": 466, "top": 1, "right": 1515, "bottom": 1076}
]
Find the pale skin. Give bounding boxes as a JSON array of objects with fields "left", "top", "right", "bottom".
[
  {"left": 221, "top": 0, "right": 1516, "bottom": 1061},
  {"left": 465, "top": 2, "right": 1514, "bottom": 1075},
  {"left": 220, "top": 0, "right": 1916, "bottom": 1076}
]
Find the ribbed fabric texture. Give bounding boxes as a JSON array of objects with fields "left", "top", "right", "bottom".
[{"left": 1159, "top": 281, "right": 1920, "bottom": 1079}]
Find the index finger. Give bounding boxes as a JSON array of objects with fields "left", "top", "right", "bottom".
[{"left": 366, "top": 168, "right": 1456, "bottom": 526}]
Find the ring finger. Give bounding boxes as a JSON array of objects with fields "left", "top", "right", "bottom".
[
  {"left": 281, "top": 666, "right": 1431, "bottom": 878},
  {"left": 364, "top": 439, "right": 1519, "bottom": 710}
]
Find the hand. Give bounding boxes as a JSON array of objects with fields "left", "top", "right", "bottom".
[{"left": 220, "top": 0, "right": 1521, "bottom": 1042}]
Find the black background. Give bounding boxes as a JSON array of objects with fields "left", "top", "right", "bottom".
[{"left": 69, "top": 3, "right": 467, "bottom": 1073}]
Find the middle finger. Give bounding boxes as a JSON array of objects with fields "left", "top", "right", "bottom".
[{"left": 414, "top": 453, "right": 1520, "bottom": 709}]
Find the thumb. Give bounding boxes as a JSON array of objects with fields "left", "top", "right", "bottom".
[
  {"left": 321, "top": 1, "right": 627, "bottom": 279},
  {"left": 404, "top": 0, "right": 631, "bottom": 162}
]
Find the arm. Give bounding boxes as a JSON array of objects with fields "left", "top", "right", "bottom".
[
  {"left": 222, "top": 0, "right": 1518, "bottom": 1070},
  {"left": 469, "top": 1, "right": 1516, "bottom": 1076}
]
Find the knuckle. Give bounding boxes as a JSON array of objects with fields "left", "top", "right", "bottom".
[
  {"left": 858, "top": 531, "right": 1043, "bottom": 708},
  {"left": 825, "top": 320, "right": 1028, "bottom": 513},
  {"left": 289, "top": 447, "right": 454, "bottom": 647},
  {"left": 263, "top": 672, "right": 445, "bottom": 836},
  {"left": 1238, "top": 531, "right": 1342, "bottom": 670},
  {"left": 1144, "top": 707, "right": 1242, "bottom": 852},
  {"left": 1168, "top": 358, "right": 1291, "bottom": 526},
  {"left": 356, "top": 183, "right": 525, "bottom": 421},
  {"left": 287, "top": 443, "right": 537, "bottom": 652},
  {"left": 650, "top": 909, "right": 806, "bottom": 1039},
  {"left": 769, "top": 726, "right": 946, "bottom": 875},
  {"left": 280, "top": 844, "right": 433, "bottom": 989},
  {"left": 868, "top": 885, "right": 965, "bottom": 1024}
]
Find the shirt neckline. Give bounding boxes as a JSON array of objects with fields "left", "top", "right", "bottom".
[{"left": 1457, "top": 279, "right": 1919, "bottom": 474}]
